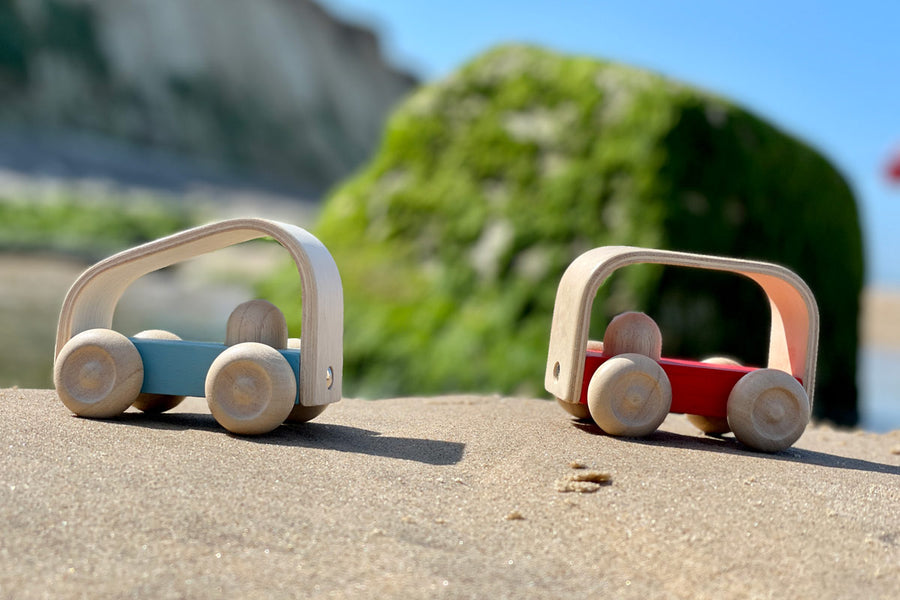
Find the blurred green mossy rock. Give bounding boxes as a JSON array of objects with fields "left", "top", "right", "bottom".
[{"left": 262, "top": 45, "right": 863, "bottom": 425}]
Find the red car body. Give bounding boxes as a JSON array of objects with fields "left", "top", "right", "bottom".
[{"left": 578, "top": 350, "right": 801, "bottom": 419}]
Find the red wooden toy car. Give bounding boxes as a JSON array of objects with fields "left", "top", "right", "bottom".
[{"left": 545, "top": 246, "right": 819, "bottom": 452}]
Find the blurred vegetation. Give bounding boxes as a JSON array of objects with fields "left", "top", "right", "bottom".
[
  {"left": 0, "top": 0, "right": 107, "bottom": 86},
  {"left": 260, "top": 44, "right": 863, "bottom": 425},
  {"left": 0, "top": 195, "right": 196, "bottom": 259}
]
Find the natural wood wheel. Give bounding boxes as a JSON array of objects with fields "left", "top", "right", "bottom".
[
  {"left": 205, "top": 342, "right": 296, "bottom": 435},
  {"left": 687, "top": 356, "right": 740, "bottom": 434},
  {"left": 556, "top": 398, "right": 591, "bottom": 420},
  {"left": 727, "top": 369, "right": 810, "bottom": 452},
  {"left": 54, "top": 329, "right": 144, "bottom": 418},
  {"left": 131, "top": 329, "right": 186, "bottom": 413},
  {"left": 587, "top": 353, "right": 672, "bottom": 437},
  {"left": 284, "top": 403, "right": 327, "bottom": 423}
]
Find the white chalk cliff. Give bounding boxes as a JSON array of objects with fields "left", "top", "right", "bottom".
[{"left": 0, "top": 0, "right": 417, "bottom": 193}]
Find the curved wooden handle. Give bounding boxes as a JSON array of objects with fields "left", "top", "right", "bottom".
[
  {"left": 54, "top": 218, "right": 343, "bottom": 407},
  {"left": 545, "top": 246, "right": 819, "bottom": 409}
]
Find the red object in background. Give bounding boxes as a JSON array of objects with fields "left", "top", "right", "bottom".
[{"left": 888, "top": 150, "right": 900, "bottom": 182}]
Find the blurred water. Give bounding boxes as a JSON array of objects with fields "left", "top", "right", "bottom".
[{"left": 858, "top": 347, "right": 900, "bottom": 432}]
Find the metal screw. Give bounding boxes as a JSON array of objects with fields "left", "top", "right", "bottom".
[{"left": 325, "top": 367, "right": 334, "bottom": 390}]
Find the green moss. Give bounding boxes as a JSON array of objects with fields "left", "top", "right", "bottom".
[{"left": 262, "top": 45, "right": 863, "bottom": 424}]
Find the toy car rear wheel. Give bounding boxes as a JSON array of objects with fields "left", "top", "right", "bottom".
[
  {"left": 687, "top": 356, "right": 740, "bottom": 434},
  {"left": 54, "top": 329, "right": 144, "bottom": 418},
  {"left": 587, "top": 353, "right": 672, "bottom": 437},
  {"left": 556, "top": 398, "right": 591, "bottom": 420},
  {"left": 131, "top": 329, "right": 186, "bottom": 413},
  {"left": 727, "top": 369, "right": 810, "bottom": 452},
  {"left": 284, "top": 403, "right": 327, "bottom": 423},
  {"left": 205, "top": 342, "right": 296, "bottom": 435}
]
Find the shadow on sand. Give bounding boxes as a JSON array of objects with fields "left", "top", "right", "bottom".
[
  {"left": 572, "top": 420, "right": 900, "bottom": 476},
  {"left": 105, "top": 410, "right": 466, "bottom": 466}
]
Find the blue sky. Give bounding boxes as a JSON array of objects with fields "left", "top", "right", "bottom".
[{"left": 325, "top": 0, "right": 900, "bottom": 287}]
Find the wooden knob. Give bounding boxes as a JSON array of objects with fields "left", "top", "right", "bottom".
[
  {"left": 603, "top": 312, "right": 662, "bottom": 360},
  {"left": 226, "top": 300, "right": 288, "bottom": 349}
]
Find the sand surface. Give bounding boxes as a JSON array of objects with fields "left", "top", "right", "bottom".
[{"left": 1, "top": 389, "right": 898, "bottom": 599}]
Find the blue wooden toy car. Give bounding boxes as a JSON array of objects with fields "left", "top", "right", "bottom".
[{"left": 53, "top": 218, "right": 343, "bottom": 435}]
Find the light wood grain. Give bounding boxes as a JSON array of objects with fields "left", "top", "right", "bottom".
[
  {"left": 602, "top": 311, "right": 662, "bottom": 360},
  {"left": 54, "top": 218, "right": 343, "bottom": 408},
  {"left": 727, "top": 368, "right": 810, "bottom": 452},
  {"left": 284, "top": 403, "right": 328, "bottom": 423},
  {"left": 586, "top": 352, "right": 672, "bottom": 436},
  {"left": 222, "top": 299, "right": 326, "bottom": 424},
  {"left": 54, "top": 328, "right": 144, "bottom": 418},
  {"left": 225, "top": 299, "right": 289, "bottom": 349},
  {"left": 205, "top": 342, "right": 296, "bottom": 435},
  {"left": 546, "top": 246, "right": 819, "bottom": 414},
  {"left": 555, "top": 397, "right": 591, "bottom": 420}
]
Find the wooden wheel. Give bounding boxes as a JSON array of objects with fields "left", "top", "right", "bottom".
[
  {"left": 54, "top": 329, "right": 143, "bottom": 418},
  {"left": 687, "top": 356, "right": 740, "bottom": 434},
  {"left": 284, "top": 403, "right": 327, "bottom": 423},
  {"left": 226, "top": 299, "right": 288, "bottom": 349},
  {"left": 205, "top": 342, "right": 296, "bottom": 435},
  {"left": 727, "top": 369, "right": 810, "bottom": 452},
  {"left": 556, "top": 398, "right": 591, "bottom": 420},
  {"left": 587, "top": 353, "right": 672, "bottom": 437},
  {"left": 131, "top": 329, "right": 186, "bottom": 413}
]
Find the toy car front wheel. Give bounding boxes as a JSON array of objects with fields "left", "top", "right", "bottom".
[
  {"left": 587, "top": 353, "right": 672, "bottom": 437},
  {"left": 54, "top": 329, "right": 144, "bottom": 418},
  {"left": 205, "top": 342, "right": 296, "bottom": 435},
  {"left": 727, "top": 369, "right": 810, "bottom": 452}
]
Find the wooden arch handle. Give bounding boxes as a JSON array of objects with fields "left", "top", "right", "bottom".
[
  {"left": 54, "top": 218, "right": 343, "bottom": 407},
  {"left": 544, "top": 246, "right": 819, "bottom": 409}
]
